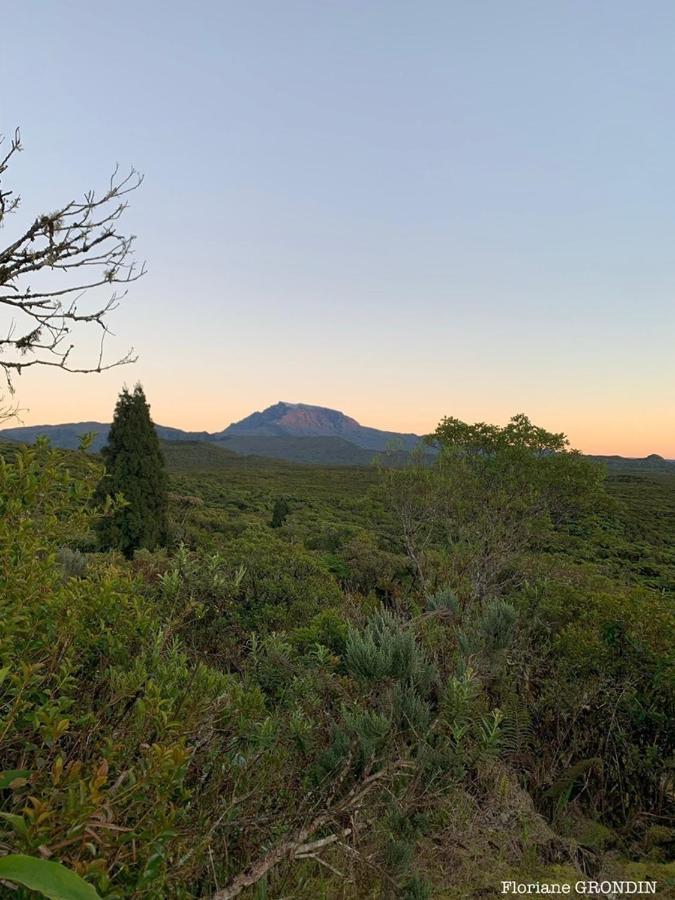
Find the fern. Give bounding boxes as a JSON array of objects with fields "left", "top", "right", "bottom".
[
  {"left": 477, "top": 708, "right": 504, "bottom": 760},
  {"left": 442, "top": 667, "right": 481, "bottom": 728},
  {"left": 500, "top": 695, "right": 535, "bottom": 756}
]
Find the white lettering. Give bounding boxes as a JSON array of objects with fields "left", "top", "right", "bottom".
[{"left": 503, "top": 881, "right": 657, "bottom": 897}]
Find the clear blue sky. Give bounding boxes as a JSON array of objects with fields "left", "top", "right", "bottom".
[{"left": 2, "top": 1, "right": 674, "bottom": 454}]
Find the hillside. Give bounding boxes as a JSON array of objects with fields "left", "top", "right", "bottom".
[
  {"left": 160, "top": 440, "right": 243, "bottom": 471},
  {"left": 167, "top": 444, "right": 675, "bottom": 594},
  {"left": 212, "top": 434, "right": 377, "bottom": 465}
]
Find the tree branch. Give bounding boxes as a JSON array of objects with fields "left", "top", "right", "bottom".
[
  {"left": 0, "top": 129, "right": 144, "bottom": 391},
  {"left": 210, "top": 765, "right": 404, "bottom": 900}
]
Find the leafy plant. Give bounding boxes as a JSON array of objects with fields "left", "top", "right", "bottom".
[{"left": 0, "top": 855, "right": 100, "bottom": 899}]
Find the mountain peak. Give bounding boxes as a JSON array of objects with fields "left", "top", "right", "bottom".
[
  {"left": 222, "top": 402, "right": 362, "bottom": 439},
  {"left": 215, "top": 401, "right": 421, "bottom": 451}
]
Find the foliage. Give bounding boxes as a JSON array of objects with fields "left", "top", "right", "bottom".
[
  {"left": 269, "top": 496, "right": 290, "bottom": 528},
  {"left": 57, "top": 546, "right": 89, "bottom": 579},
  {"left": 0, "top": 855, "right": 101, "bottom": 899},
  {"left": 430, "top": 412, "right": 568, "bottom": 455},
  {"left": 95, "top": 384, "right": 168, "bottom": 557},
  {"left": 0, "top": 409, "right": 673, "bottom": 897},
  {"left": 382, "top": 413, "right": 606, "bottom": 602},
  {"left": 515, "top": 571, "right": 674, "bottom": 825},
  {"left": 345, "top": 608, "right": 436, "bottom": 692}
]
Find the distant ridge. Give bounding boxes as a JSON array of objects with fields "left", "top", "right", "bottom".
[
  {"left": 586, "top": 453, "right": 675, "bottom": 472},
  {"left": 1, "top": 403, "right": 673, "bottom": 468},
  {"left": 0, "top": 422, "right": 211, "bottom": 453}
]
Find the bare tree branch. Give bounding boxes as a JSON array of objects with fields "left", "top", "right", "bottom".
[
  {"left": 210, "top": 763, "right": 407, "bottom": 900},
  {"left": 0, "top": 129, "right": 144, "bottom": 391}
]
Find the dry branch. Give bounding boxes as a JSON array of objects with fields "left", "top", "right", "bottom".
[
  {"left": 0, "top": 129, "right": 144, "bottom": 391},
  {"left": 211, "top": 764, "right": 404, "bottom": 900}
]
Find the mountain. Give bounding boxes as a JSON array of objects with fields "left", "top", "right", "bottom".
[
  {"left": 0, "top": 421, "right": 110, "bottom": 451},
  {"left": 217, "top": 401, "right": 421, "bottom": 452},
  {"left": 0, "top": 402, "right": 424, "bottom": 463}
]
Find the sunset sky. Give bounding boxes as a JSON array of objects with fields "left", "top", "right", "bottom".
[{"left": 1, "top": 1, "right": 674, "bottom": 456}]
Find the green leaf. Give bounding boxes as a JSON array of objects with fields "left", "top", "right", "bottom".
[
  {"left": 0, "top": 855, "right": 101, "bottom": 899},
  {"left": 0, "top": 769, "right": 30, "bottom": 789},
  {"left": 0, "top": 811, "right": 28, "bottom": 837},
  {"left": 543, "top": 757, "right": 602, "bottom": 800}
]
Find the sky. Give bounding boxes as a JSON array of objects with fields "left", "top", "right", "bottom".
[{"left": 1, "top": 0, "right": 674, "bottom": 456}]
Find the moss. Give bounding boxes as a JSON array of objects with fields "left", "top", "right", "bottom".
[
  {"left": 644, "top": 824, "right": 675, "bottom": 851},
  {"left": 594, "top": 859, "right": 675, "bottom": 894},
  {"left": 619, "top": 859, "right": 675, "bottom": 881},
  {"left": 574, "top": 818, "right": 618, "bottom": 850}
]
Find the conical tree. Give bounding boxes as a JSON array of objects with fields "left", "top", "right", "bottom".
[{"left": 96, "top": 384, "right": 168, "bottom": 557}]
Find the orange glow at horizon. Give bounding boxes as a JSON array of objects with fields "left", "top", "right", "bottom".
[
  {"left": 2, "top": 1, "right": 675, "bottom": 465},
  {"left": 5, "top": 368, "right": 674, "bottom": 460}
]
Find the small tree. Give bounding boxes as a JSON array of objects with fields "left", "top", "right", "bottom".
[
  {"left": 270, "top": 497, "right": 290, "bottom": 528},
  {"left": 383, "top": 414, "right": 605, "bottom": 602},
  {"left": 96, "top": 384, "right": 168, "bottom": 557}
]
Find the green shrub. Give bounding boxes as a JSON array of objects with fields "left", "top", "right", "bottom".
[
  {"left": 56, "top": 546, "right": 88, "bottom": 579},
  {"left": 345, "top": 608, "right": 437, "bottom": 692}
]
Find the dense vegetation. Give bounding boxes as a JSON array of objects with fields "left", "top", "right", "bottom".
[{"left": 0, "top": 415, "right": 673, "bottom": 898}]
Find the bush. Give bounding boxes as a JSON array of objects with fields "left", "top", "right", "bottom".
[
  {"left": 345, "top": 607, "right": 437, "bottom": 693},
  {"left": 56, "top": 546, "right": 88, "bottom": 579}
]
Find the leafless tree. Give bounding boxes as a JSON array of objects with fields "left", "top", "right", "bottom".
[
  {"left": 379, "top": 452, "right": 446, "bottom": 591},
  {"left": 0, "top": 128, "right": 144, "bottom": 398}
]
